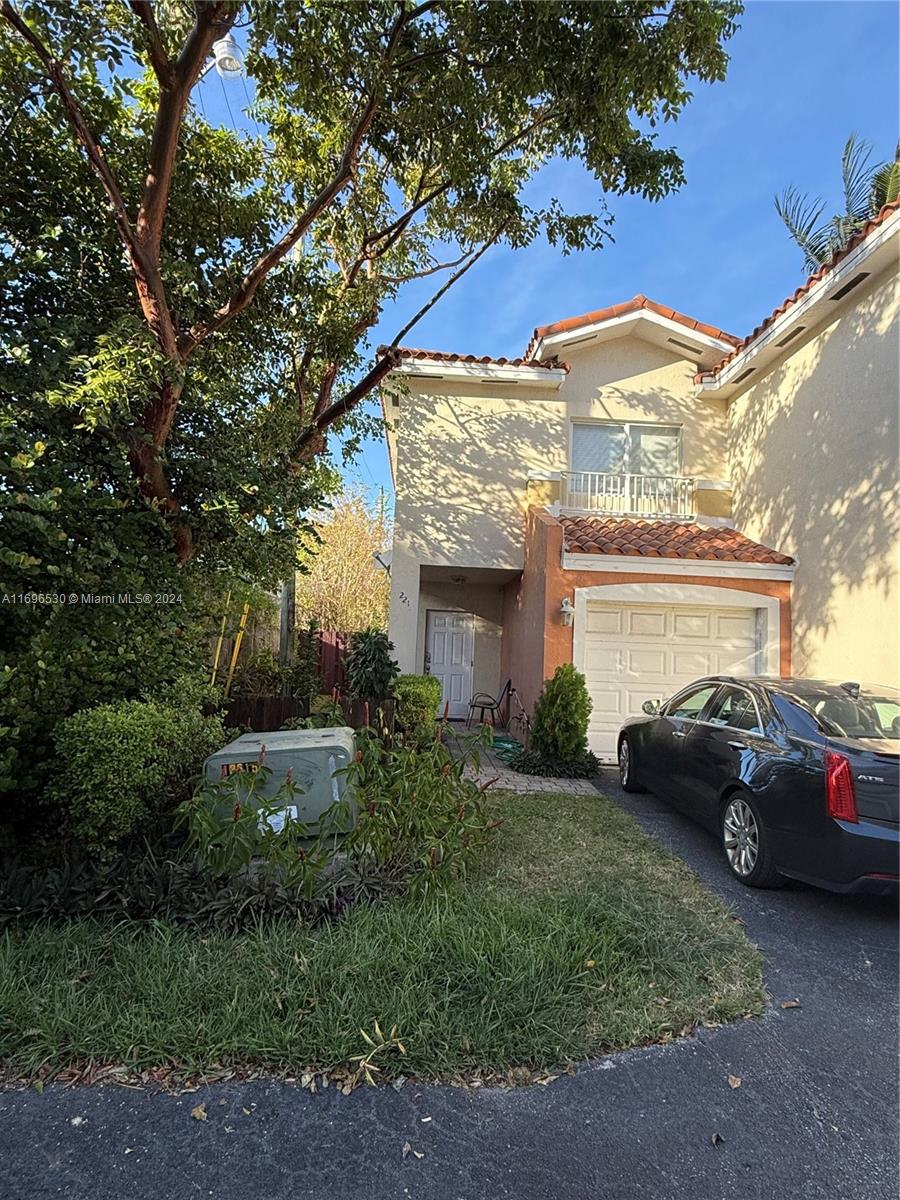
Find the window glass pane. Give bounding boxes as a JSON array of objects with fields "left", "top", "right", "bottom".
[
  {"left": 571, "top": 424, "right": 626, "bottom": 473},
  {"left": 631, "top": 426, "right": 680, "bottom": 476},
  {"left": 706, "top": 687, "right": 762, "bottom": 733},
  {"left": 667, "top": 684, "right": 718, "bottom": 721}
]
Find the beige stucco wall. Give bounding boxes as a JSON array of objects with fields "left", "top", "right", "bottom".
[
  {"left": 728, "top": 264, "right": 900, "bottom": 684},
  {"left": 387, "top": 336, "right": 731, "bottom": 670}
]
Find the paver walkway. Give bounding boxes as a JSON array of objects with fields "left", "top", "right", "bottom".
[{"left": 453, "top": 726, "right": 602, "bottom": 796}]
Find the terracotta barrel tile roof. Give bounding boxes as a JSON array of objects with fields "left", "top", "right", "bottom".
[
  {"left": 523, "top": 294, "right": 740, "bottom": 360},
  {"left": 560, "top": 516, "right": 794, "bottom": 565},
  {"left": 697, "top": 201, "right": 900, "bottom": 382},
  {"left": 378, "top": 344, "right": 569, "bottom": 372}
]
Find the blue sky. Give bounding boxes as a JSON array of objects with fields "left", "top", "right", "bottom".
[{"left": 200, "top": 1, "right": 899, "bottom": 507}]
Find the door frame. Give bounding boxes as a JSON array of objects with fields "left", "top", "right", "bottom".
[{"left": 424, "top": 609, "right": 475, "bottom": 719}]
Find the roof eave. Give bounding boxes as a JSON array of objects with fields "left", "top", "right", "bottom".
[
  {"left": 388, "top": 359, "right": 568, "bottom": 389},
  {"left": 530, "top": 309, "right": 736, "bottom": 366},
  {"left": 697, "top": 204, "right": 900, "bottom": 397}
]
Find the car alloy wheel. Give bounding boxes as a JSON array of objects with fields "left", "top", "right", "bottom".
[
  {"left": 619, "top": 739, "right": 631, "bottom": 786},
  {"left": 723, "top": 796, "right": 759, "bottom": 877}
]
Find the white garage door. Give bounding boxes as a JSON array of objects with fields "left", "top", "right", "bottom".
[{"left": 582, "top": 602, "right": 761, "bottom": 761}]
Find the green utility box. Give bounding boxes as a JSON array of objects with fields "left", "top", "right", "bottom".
[{"left": 203, "top": 727, "right": 356, "bottom": 833}]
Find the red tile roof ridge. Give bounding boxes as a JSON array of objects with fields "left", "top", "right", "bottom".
[
  {"left": 522, "top": 294, "right": 741, "bottom": 361},
  {"left": 378, "top": 344, "right": 570, "bottom": 372},
  {"left": 696, "top": 200, "right": 900, "bottom": 383}
]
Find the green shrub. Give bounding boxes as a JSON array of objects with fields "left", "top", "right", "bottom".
[
  {"left": 282, "top": 693, "right": 345, "bottom": 731},
  {"left": 392, "top": 674, "right": 442, "bottom": 743},
  {"left": 231, "top": 648, "right": 285, "bottom": 699},
  {"left": 346, "top": 628, "right": 399, "bottom": 705},
  {"left": 50, "top": 699, "right": 226, "bottom": 851},
  {"left": 510, "top": 664, "right": 599, "bottom": 779},
  {"left": 0, "top": 845, "right": 342, "bottom": 932},
  {"left": 507, "top": 747, "right": 600, "bottom": 779},
  {"left": 343, "top": 726, "right": 497, "bottom": 895},
  {"left": 531, "top": 663, "right": 592, "bottom": 760}
]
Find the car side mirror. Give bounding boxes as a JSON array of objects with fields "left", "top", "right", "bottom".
[{"left": 642, "top": 699, "right": 660, "bottom": 716}]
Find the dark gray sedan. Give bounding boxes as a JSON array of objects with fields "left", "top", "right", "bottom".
[{"left": 618, "top": 676, "right": 900, "bottom": 893}]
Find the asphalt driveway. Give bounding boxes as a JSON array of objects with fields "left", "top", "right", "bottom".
[{"left": 1, "top": 778, "right": 897, "bottom": 1200}]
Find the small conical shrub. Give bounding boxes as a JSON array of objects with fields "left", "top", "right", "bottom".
[{"left": 511, "top": 663, "right": 599, "bottom": 779}]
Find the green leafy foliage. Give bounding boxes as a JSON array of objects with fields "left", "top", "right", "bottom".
[
  {"left": 343, "top": 726, "right": 497, "bottom": 895},
  {"left": 231, "top": 648, "right": 287, "bottom": 700},
  {"left": 392, "top": 674, "right": 442, "bottom": 744},
  {"left": 50, "top": 699, "right": 226, "bottom": 851},
  {"left": 346, "top": 628, "right": 399, "bottom": 705},
  {"left": 531, "top": 664, "right": 592, "bottom": 760},
  {"left": 511, "top": 664, "right": 599, "bottom": 779},
  {"left": 0, "top": 844, "right": 338, "bottom": 933}
]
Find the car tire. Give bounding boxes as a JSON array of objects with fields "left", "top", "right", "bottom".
[
  {"left": 618, "top": 735, "right": 646, "bottom": 793},
  {"left": 720, "top": 790, "right": 782, "bottom": 888}
]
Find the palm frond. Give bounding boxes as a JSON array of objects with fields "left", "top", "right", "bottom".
[
  {"left": 841, "top": 132, "right": 875, "bottom": 221},
  {"left": 774, "top": 186, "right": 830, "bottom": 272},
  {"left": 870, "top": 146, "right": 900, "bottom": 211}
]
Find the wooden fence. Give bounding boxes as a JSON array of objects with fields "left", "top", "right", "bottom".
[{"left": 223, "top": 695, "right": 395, "bottom": 734}]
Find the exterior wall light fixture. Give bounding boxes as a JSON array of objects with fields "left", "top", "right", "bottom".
[{"left": 560, "top": 597, "right": 574, "bottom": 627}]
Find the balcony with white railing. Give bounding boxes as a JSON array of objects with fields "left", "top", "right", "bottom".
[{"left": 560, "top": 471, "right": 695, "bottom": 520}]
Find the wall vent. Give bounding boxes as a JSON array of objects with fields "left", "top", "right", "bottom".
[
  {"left": 829, "top": 271, "right": 870, "bottom": 301},
  {"left": 775, "top": 325, "right": 806, "bottom": 348},
  {"left": 666, "top": 336, "right": 701, "bottom": 355},
  {"left": 731, "top": 367, "right": 756, "bottom": 385}
]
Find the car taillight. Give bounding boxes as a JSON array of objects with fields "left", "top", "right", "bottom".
[{"left": 825, "top": 751, "right": 858, "bottom": 823}]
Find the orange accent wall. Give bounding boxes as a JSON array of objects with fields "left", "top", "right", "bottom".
[{"left": 501, "top": 507, "right": 792, "bottom": 720}]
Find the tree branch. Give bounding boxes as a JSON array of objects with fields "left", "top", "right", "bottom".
[
  {"left": 128, "top": 0, "right": 174, "bottom": 86},
  {"left": 177, "top": 0, "right": 425, "bottom": 359},
  {"left": 134, "top": 2, "right": 233, "bottom": 264},
  {"left": 290, "top": 219, "right": 510, "bottom": 461},
  {"left": 0, "top": 0, "right": 141, "bottom": 265},
  {"left": 390, "top": 222, "right": 509, "bottom": 347},
  {"left": 378, "top": 248, "right": 470, "bottom": 284},
  {"left": 290, "top": 350, "right": 401, "bottom": 461}
]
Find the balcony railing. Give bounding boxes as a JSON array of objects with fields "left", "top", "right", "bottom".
[{"left": 560, "top": 471, "right": 695, "bottom": 519}]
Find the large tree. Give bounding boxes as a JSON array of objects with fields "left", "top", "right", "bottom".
[{"left": 2, "top": 0, "right": 740, "bottom": 570}]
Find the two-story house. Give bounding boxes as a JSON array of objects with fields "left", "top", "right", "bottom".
[{"left": 381, "top": 201, "right": 899, "bottom": 759}]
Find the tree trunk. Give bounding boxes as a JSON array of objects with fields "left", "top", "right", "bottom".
[{"left": 128, "top": 376, "right": 193, "bottom": 563}]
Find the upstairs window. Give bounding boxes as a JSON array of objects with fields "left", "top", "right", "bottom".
[{"left": 571, "top": 422, "right": 681, "bottom": 477}]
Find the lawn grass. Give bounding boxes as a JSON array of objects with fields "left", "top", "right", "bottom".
[{"left": 0, "top": 791, "right": 765, "bottom": 1083}]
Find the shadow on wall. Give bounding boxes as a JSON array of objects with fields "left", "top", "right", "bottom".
[
  {"left": 728, "top": 276, "right": 899, "bottom": 677},
  {"left": 395, "top": 390, "right": 565, "bottom": 568}
]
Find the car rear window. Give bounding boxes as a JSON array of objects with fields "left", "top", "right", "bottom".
[{"left": 774, "top": 689, "right": 900, "bottom": 740}]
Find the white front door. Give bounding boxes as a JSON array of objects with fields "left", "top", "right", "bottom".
[
  {"left": 582, "top": 601, "right": 761, "bottom": 761},
  {"left": 425, "top": 610, "right": 474, "bottom": 719}
]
